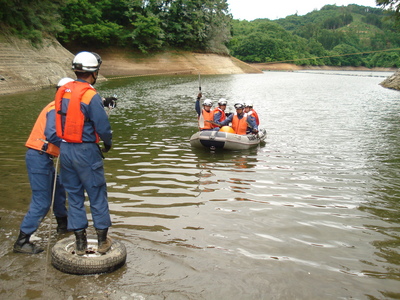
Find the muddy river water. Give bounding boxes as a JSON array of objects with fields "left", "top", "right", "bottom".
[{"left": 0, "top": 71, "right": 399, "bottom": 299}]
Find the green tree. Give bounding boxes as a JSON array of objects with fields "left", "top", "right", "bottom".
[
  {"left": 294, "top": 23, "right": 321, "bottom": 40},
  {"left": 376, "top": 0, "right": 400, "bottom": 24},
  {"left": 229, "top": 19, "right": 314, "bottom": 64},
  {"left": 163, "top": 0, "right": 230, "bottom": 52},
  {"left": 131, "top": 14, "right": 165, "bottom": 52},
  {"left": 307, "top": 39, "right": 326, "bottom": 58},
  {"left": 332, "top": 44, "right": 363, "bottom": 66},
  {"left": 376, "top": 0, "right": 400, "bottom": 13},
  {"left": 229, "top": 3, "right": 400, "bottom": 67},
  {"left": 317, "top": 29, "right": 344, "bottom": 50},
  {"left": 57, "top": 0, "right": 126, "bottom": 47},
  {"left": 322, "top": 13, "right": 353, "bottom": 29},
  {"left": 203, "top": 0, "right": 231, "bottom": 53},
  {"left": 98, "top": 0, "right": 133, "bottom": 27},
  {"left": 367, "top": 51, "right": 400, "bottom": 67},
  {"left": 363, "top": 14, "right": 383, "bottom": 28},
  {"left": 56, "top": 0, "right": 231, "bottom": 52},
  {"left": 0, "top": 0, "right": 65, "bottom": 44}
]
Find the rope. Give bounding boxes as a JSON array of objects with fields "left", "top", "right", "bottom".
[
  {"left": 262, "top": 47, "right": 400, "bottom": 65},
  {"left": 0, "top": 69, "right": 197, "bottom": 94},
  {"left": 42, "top": 156, "right": 59, "bottom": 290},
  {"left": 104, "top": 68, "right": 197, "bottom": 80}
]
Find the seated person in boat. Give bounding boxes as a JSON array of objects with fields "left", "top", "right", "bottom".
[
  {"left": 244, "top": 102, "right": 260, "bottom": 126},
  {"left": 195, "top": 93, "right": 214, "bottom": 131},
  {"left": 211, "top": 98, "right": 228, "bottom": 130},
  {"left": 217, "top": 103, "right": 258, "bottom": 135}
]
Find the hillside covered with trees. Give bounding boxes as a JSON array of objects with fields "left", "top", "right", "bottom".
[
  {"left": 229, "top": 4, "right": 400, "bottom": 68},
  {"left": 0, "top": 0, "right": 399, "bottom": 68},
  {"left": 0, "top": 0, "right": 231, "bottom": 54}
]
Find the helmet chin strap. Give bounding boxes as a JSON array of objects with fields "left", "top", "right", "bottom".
[{"left": 91, "top": 71, "right": 98, "bottom": 85}]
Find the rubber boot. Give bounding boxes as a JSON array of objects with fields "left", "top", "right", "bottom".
[
  {"left": 56, "top": 216, "right": 68, "bottom": 234},
  {"left": 74, "top": 229, "right": 87, "bottom": 256},
  {"left": 96, "top": 228, "right": 112, "bottom": 254},
  {"left": 13, "top": 231, "right": 43, "bottom": 254}
]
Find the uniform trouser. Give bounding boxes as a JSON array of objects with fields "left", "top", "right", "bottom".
[
  {"left": 59, "top": 142, "right": 111, "bottom": 231},
  {"left": 20, "top": 148, "right": 67, "bottom": 235}
]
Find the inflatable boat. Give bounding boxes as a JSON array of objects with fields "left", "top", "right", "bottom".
[{"left": 190, "top": 126, "right": 267, "bottom": 150}]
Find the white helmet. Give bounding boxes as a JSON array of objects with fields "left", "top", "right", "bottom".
[
  {"left": 244, "top": 102, "right": 253, "bottom": 108},
  {"left": 234, "top": 102, "right": 244, "bottom": 109},
  {"left": 203, "top": 99, "right": 213, "bottom": 106},
  {"left": 57, "top": 77, "right": 74, "bottom": 88},
  {"left": 72, "top": 51, "right": 102, "bottom": 72},
  {"left": 218, "top": 98, "right": 227, "bottom": 105}
]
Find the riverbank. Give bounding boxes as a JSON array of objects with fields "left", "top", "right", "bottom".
[
  {"left": 0, "top": 35, "right": 76, "bottom": 95},
  {"left": 0, "top": 34, "right": 398, "bottom": 95},
  {"left": 96, "top": 48, "right": 262, "bottom": 77},
  {"left": 0, "top": 36, "right": 261, "bottom": 95}
]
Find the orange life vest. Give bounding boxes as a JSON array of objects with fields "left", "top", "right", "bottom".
[
  {"left": 250, "top": 109, "right": 260, "bottom": 125},
  {"left": 55, "top": 81, "right": 99, "bottom": 143},
  {"left": 198, "top": 109, "right": 214, "bottom": 130},
  {"left": 25, "top": 101, "right": 60, "bottom": 156},
  {"left": 212, "top": 107, "right": 226, "bottom": 128},
  {"left": 231, "top": 113, "right": 248, "bottom": 135}
]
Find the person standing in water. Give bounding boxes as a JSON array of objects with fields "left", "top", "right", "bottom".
[
  {"left": 55, "top": 51, "right": 113, "bottom": 255},
  {"left": 13, "top": 77, "right": 73, "bottom": 254}
]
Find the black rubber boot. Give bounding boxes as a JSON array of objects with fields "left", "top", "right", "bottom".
[
  {"left": 74, "top": 229, "right": 87, "bottom": 256},
  {"left": 96, "top": 228, "right": 112, "bottom": 254},
  {"left": 13, "top": 231, "right": 43, "bottom": 254},
  {"left": 56, "top": 216, "right": 68, "bottom": 234}
]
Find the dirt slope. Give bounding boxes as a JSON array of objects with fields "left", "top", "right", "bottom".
[
  {"left": 94, "top": 49, "right": 262, "bottom": 77},
  {"left": 0, "top": 35, "right": 76, "bottom": 95},
  {"left": 0, "top": 36, "right": 261, "bottom": 95}
]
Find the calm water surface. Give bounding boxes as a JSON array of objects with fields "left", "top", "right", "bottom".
[{"left": 0, "top": 70, "right": 399, "bottom": 299}]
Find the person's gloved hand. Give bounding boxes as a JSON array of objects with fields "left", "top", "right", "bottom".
[
  {"left": 197, "top": 92, "right": 202, "bottom": 100},
  {"left": 252, "top": 128, "right": 258, "bottom": 134},
  {"left": 102, "top": 143, "right": 112, "bottom": 153},
  {"left": 103, "top": 96, "right": 117, "bottom": 108}
]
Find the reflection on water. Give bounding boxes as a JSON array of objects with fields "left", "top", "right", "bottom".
[{"left": 0, "top": 71, "right": 400, "bottom": 299}]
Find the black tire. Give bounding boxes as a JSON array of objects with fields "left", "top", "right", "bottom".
[{"left": 51, "top": 235, "right": 127, "bottom": 275}]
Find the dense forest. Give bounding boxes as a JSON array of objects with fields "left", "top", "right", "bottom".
[
  {"left": 0, "top": 0, "right": 231, "bottom": 54},
  {"left": 230, "top": 4, "right": 400, "bottom": 67},
  {"left": 0, "top": 0, "right": 399, "bottom": 68}
]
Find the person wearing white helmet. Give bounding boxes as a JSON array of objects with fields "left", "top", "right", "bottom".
[
  {"left": 13, "top": 77, "right": 74, "bottom": 254},
  {"left": 195, "top": 92, "right": 214, "bottom": 131},
  {"left": 218, "top": 102, "right": 258, "bottom": 135},
  {"left": 244, "top": 102, "right": 260, "bottom": 126},
  {"left": 211, "top": 98, "right": 228, "bottom": 129},
  {"left": 57, "top": 77, "right": 74, "bottom": 89},
  {"left": 55, "top": 51, "right": 113, "bottom": 255}
]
